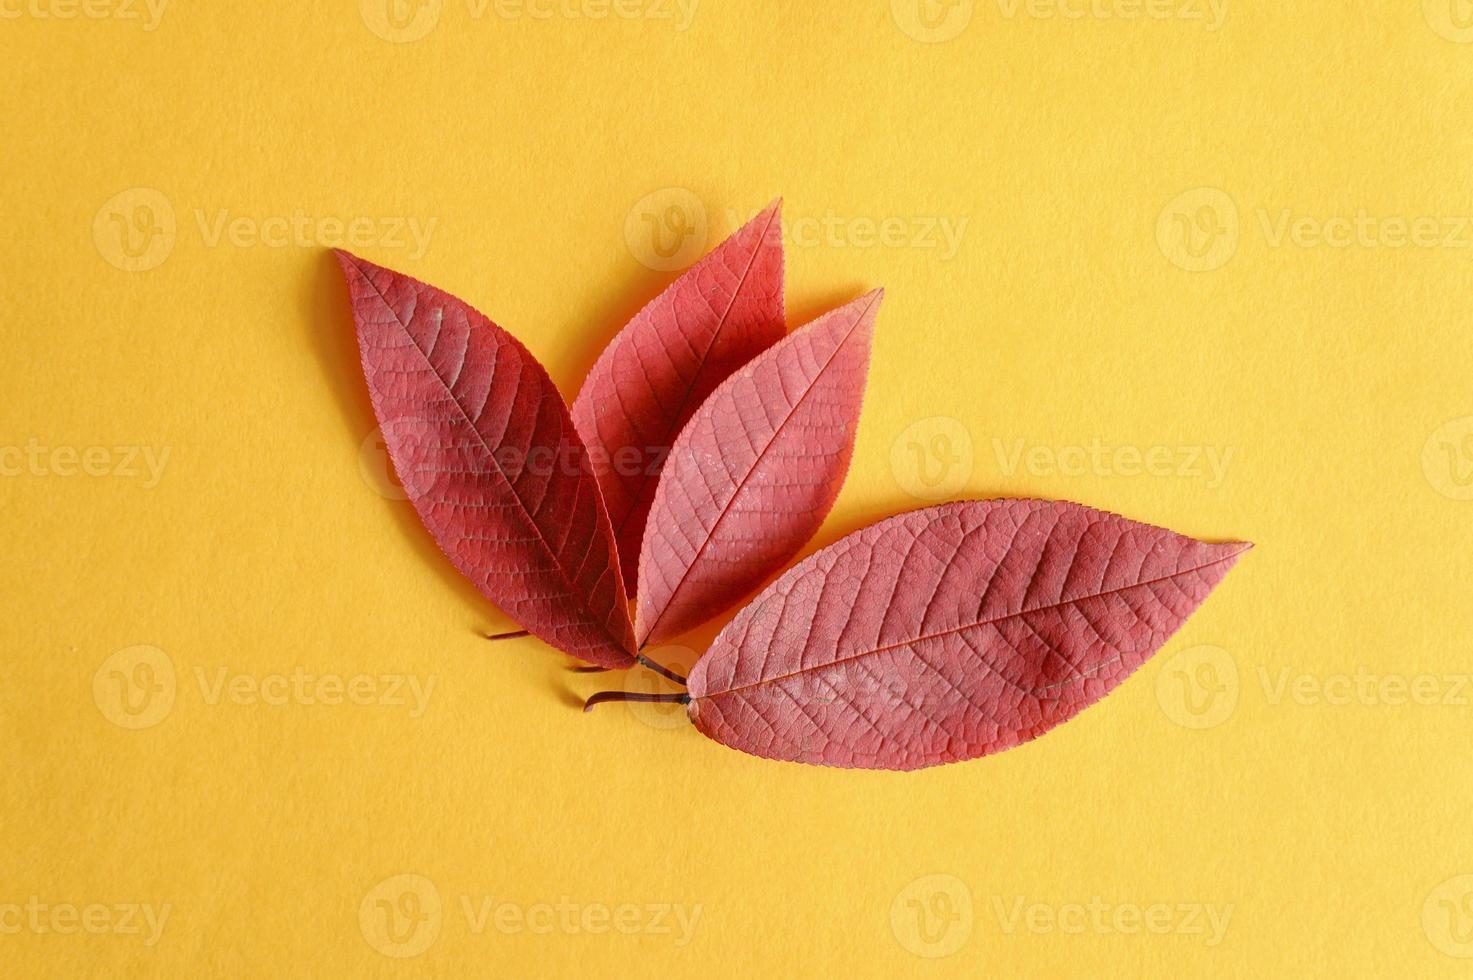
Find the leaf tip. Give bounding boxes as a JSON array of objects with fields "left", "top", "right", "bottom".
[{"left": 332, "top": 248, "right": 370, "bottom": 282}]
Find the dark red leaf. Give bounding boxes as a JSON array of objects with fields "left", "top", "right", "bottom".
[
  {"left": 336, "top": 251, "right": 636, "bottom": 669},
  {"left": 572, "top": 202, "right": 785, "bottom": 593},
  {"left": 687, "top": 499, "right": 1250, "bottom": 770},
  {"left": 635, "top": 290, "right": 881, "bottom": 647}
]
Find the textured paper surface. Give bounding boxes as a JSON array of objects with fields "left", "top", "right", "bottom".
[{"left": 5, "top": 5, "right": 1473, "bottom": 977}]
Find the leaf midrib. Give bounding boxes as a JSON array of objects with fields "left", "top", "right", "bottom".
[
  {"left": 612, "top": 205, "right": 782, "bottom": 543},
  {"left": 642, "top": 290, "right": 879, "bottom": 643},
  {"left": 350, "top": 257, "right": 630, "bottom": 654},
  {"left": 697, "top": 546, "right": 1249, "bottom": 700}
]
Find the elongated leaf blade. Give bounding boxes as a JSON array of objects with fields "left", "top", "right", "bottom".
[
  {"left": 573, "top": 202, "right": 785, "bottom": 593},
  {"left": 337, "top": 251, "right": 636, "bottom": 669},
  {"left": 636, "top": 290, "right": 881, "bottom": 646},
  {"left": 687, "top": 500, "right": 1250, "bottom": 770}
]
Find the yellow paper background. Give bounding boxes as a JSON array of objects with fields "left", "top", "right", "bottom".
[{"left": 5, "top": 2, "right": 1473, "bottom": 975}]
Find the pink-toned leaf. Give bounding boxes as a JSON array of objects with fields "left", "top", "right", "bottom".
[
  {"left": 687, "top": 499, "right": 1250, "bottom": 770},
  {"left": 336, "top": 251, "right": 636, "bottom": 669},
  {"left": 572, "top": 202, "right": 785, "bottom": 593},
  {"left": 636, "top": 290, "right": 882, "bottom": 647}
]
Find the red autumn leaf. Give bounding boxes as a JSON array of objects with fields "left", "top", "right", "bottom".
[
  {"left": 572, "top": 202, "right": 785, "bottom": 593},
  {"left": 635, "top": 290, "right": 882, "bottom": 647},
  {"left": 686, "top": 499, "right": 1250, "bottom": 770},
  {"left": 336, "top": 251, "right": 636, "bottom": 669}
]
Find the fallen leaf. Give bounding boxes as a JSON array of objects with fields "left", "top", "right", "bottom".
[
  {"left": 337, "top": 251, "right": 636, "bottom": 669},
  {"left": 573, "top": 202, "right": 785, "bottom": 592},
  {"left": 687, "top": 499, "right": 1250, "bottom": 770},
  {"left": 635, "top": 290, "right": 882, "bottom": 647}
]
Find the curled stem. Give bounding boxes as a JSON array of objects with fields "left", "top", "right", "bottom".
[{"left": 584, "top": 691, "right": 691, "bottom": 713}]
